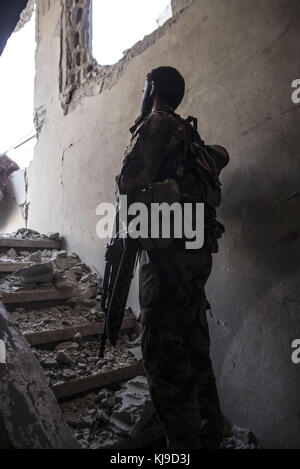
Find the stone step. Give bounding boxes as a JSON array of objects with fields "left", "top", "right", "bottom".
[
  {"left": 53, "top": 362, "right": 144, "bottom": 400},
  {"left": 1, "top": 286, "right": 97, "bottom": 305},
  {"left": 0, "top": 238, "right": 61, "bottom": 250},
  {"left": 0, "top": 262, "right": 33, "bottom": 273},
  {"left": 24, "top": 316, "right": 136, "bottom": 346}
]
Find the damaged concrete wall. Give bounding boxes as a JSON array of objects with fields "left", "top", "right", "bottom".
[
  {"left": 0, "top": 171, "right": 27, "bottom": 233},
  {"left": 27, "top": 0, "right": 300, "bottom": 448}
]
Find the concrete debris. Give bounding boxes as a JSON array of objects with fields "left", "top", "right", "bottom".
[
  {"left": 11, "top": 304, "right": 104, "bottom": 334},
  {"left": 0, "top": 238, "right": 100, "bottom": 296},
  {"left": 56, "top": 351, "right": 73, "bottom": 367},
  {"left": 55, "top": 342, "right": 80, "bottom": 351},
  {"left": 69, "top": 298, "right": 98, "bottom": 308},
  {"left": 73, "top": 332, "right": 82, "bottom": 345},
  {"left": 29, "top": 250, "right": 43, "bottom": 263},
  {"left": 61, "top": 369, "right": 77, "bottom": 381},
  {"left": 16, "top": 261, "right": 54, "bottom": 284},
  {"left": 55, "top": 253, "right": 80, "bottom": 270},
  {"left": 33, "top": 341, "right": 138, "bottom": 387},
  {"left": 0, "top": 228, "right": 61, "bottom": 241},
  {"left": 62, "top": 378, "right": 260, "bottom": 450},
  {"left": 19, "top": 251, "right": 31, "bottom": 257},
  {"left": 60, "top": 376, "right": 160, "bottom": 449},
  {"left": 222, "top": 425, "right": 260, "bottom": 450},
  {"left": 42, "top": 359, "right": 59, "bottom": 369},
  {"left": 97, "top": 410, "right": 110, "bottom": 424},
  {"left": 128, "top": 347, "right": 142, "bottom": 362},
  {"left": 0, "top": 230, "right": 146, "bottom": 449},
  {"left": 48, "top": 232, "right": 60, "bottom": 240},
  {"left": 108, "top": 376, "right": 154, "bottom": 437},
  {"left": 7, "top": 248, "right": 17, "bottom": 258}
]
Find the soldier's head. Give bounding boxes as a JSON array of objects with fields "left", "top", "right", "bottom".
[{"left": 142, "top": 66, "right": 185, "bottom": 113}]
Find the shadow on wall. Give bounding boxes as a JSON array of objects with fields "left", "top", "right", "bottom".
[
  {"left": 0, "top": 157, "right": 27, "bottom": 233},
  {"left": 212, "top": 112, "right": 300, "bottom": 448},
  {"left": 0, "top": 155, "right": 20, "bottom": 233},
  {"left": 0, "top": 190, "right": 24, "bottom": 234},
  {"left": 220, "top": 125, "right": 300, "bottom": 280}
]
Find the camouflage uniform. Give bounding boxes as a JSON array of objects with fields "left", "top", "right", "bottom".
[{"left": 117, "top": 109, "right": 224, "bottom": 449}]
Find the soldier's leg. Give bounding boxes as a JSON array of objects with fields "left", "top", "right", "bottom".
[
  {"left": 141, "top": 315, "right": 202, "bottom": 449},
  {"left": 190, "top": 307, "right": 223, "bottom": 448}
]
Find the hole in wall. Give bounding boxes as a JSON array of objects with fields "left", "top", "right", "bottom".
[{"left": 91, "top": 0, "right": 173, "bottom": 66}]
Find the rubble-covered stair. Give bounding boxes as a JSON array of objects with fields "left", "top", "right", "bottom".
[
  {"left": 0, "top": 229, "right": 260, "bottom": 449},
  {"left": 0, "top": 229, "right": 146, "bottom": 446}
]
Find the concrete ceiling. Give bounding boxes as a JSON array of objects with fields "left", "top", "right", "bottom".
[{"left": 0, "top": 0, "right": 29, "bottom": 56}]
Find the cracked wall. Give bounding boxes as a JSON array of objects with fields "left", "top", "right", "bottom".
[{"left": 25, "top": 0, "right": 300, "bottom": 448}]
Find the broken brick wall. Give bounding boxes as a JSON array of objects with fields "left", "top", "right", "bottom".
[{"left": 18, "top": 0, "right": 300, "bottom": 448}]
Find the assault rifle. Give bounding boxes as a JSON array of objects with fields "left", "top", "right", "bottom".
[{"left": 99, "top": 215, "right": 139, "bottom": 358}]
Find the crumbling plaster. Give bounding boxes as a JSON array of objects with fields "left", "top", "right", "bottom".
[{"left": 21, "top": 0, "right": 300, "bottom": 448}]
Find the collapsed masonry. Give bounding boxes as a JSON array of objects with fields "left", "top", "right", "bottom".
[{"left": 0, "top": 229, "right": 259, "bottom": 449}]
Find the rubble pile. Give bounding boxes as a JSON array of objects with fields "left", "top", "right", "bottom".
[
  {"left": 0, "top": 228, "right": 61, "bottom": 241},
  {"left": 0, "top": 249, "right": 99, "bottom": 293},
  {"left": 61, "top": 376, "right": 159, "bottom": 449},
  {"left": 222, "top": 425, "right": 260, "bottom": 450},
  {"left": 0, "top": 229, "right": 150, "bottom": 449},
  {"left": 11, "top": 304, "right": 105, "bottom": 333},
  {"left": 61, "top": 375, "right": 260, "bottom": 450},
  {"left": 33, "top": 340, "right": 139, "bottom": 386}
]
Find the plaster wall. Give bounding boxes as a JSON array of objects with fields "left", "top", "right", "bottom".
[{"left": 25, "top": 0, "right": 300, "bottom": 448}]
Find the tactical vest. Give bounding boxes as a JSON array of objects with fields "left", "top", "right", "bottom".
[
  {"left": 153, "top": 112, "right": 229, "bottom": 253},
  {"left": 126, "top": 111, "right": 229, "bottom": 253}
]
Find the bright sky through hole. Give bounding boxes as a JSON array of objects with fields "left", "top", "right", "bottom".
[
  {"left": 0, "top": 13, "right": 36, "bottom": 169},
  {"left": 92, "top": 0, "right": 172, "bottom": 65},
  {"left": 0, "top": 2, "right": 171, "bottom": 169}
]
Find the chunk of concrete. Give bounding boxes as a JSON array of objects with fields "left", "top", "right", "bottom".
[
  {"left": 108, "top": 376, "right": 155, "bottom": 437},
  {"left": 0, "top": 301, "right": 79, "bottom": 449},
  {"left": 29, "top": 251, "right": 43, "bottom": 263},
  {"left": 6, "top": 248, "right": 17, "bottom": 258},
  {"left": 16, "top": 261, "right": 54, "bottom": 284}
]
